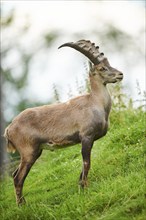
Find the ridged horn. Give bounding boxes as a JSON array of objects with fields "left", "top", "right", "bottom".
[{"left": 58, "top": 39, "right": 104, "bottom": 65}]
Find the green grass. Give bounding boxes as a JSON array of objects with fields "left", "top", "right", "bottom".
[{"left": 0, "top": 109, "right": 145, "bottom": 220}]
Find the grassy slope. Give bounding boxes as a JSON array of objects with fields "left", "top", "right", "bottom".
[{"left": 0, "top": 109, "right": 145, "bottom": 220}]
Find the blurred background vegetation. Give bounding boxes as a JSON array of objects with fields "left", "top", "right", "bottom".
[{"left": 0, "top": 1, "right": 145, "bottom": 178}]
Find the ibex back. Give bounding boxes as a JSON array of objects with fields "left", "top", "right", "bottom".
[{"left": 4, "top": 40, "right": 123, "bottom": 205}]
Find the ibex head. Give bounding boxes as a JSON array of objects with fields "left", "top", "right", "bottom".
[{"left": 58, "top": 39, "right": 123, "bottom": 85}]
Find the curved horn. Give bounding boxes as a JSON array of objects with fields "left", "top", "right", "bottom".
[{"left": 58, "top": 40, "right": 104, "bottom": 65}]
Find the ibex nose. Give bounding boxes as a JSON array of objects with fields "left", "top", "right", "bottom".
[
  {"left": 117, "top": 72, "right": 123, "bottom": 80},
  {"left": 119, "top": 72, "right": 123, "bottom": 76}
]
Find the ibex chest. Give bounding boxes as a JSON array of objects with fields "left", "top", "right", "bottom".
[
  {"left": 91, "top": 108, "right": 109, "bottom": 140},
  {"left": 93, "top": 119, "right": 109, "bottom": 140}
]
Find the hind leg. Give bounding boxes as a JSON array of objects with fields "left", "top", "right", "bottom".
[
  {"left": 12, "top": 166, "right": 20, "bottom": 178},
  {"left": 13, "top": 148, "right": 42, "bottom": 205}
]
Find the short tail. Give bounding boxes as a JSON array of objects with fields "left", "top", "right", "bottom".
[{"left": 4, "top": 127, "right": 16, "bottom": 153}]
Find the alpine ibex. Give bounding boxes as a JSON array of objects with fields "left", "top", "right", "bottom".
[{"left": 4, "top": 40, "right": 123, "bottom": 205}]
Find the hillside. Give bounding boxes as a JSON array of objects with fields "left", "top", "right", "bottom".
[{"left": 0, "top": 109, "right": 145, "bottom": 220}]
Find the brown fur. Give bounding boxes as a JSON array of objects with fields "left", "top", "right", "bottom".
[{"left": 4, "top": 58, "right": 123, "bottom": 205}]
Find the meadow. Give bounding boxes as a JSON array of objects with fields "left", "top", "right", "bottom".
[{"left": 0, "top": 109, "right": 145, "bottom": 220}]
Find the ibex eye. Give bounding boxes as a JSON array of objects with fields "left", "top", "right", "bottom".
[{"left": 99, "top": 67, "right": 107, "bottom": 71}]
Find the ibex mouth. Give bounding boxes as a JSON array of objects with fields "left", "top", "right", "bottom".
[
  {"left": 58, "top": 40, "right": 105, "bottom": 65},
  {"left": 116, "top": 76, "right": 123, "bottom": 82},
  {"left": 117, "top": 73, "right": 123, "bottom": 81}
]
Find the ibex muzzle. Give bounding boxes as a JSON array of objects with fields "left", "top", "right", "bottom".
[{"left": 4, "top": 40, "right": 123, "bottom": 205}]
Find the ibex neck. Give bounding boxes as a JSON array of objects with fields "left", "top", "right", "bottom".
[{"left": 90, "top": 77, "right": 112, "bottom": 116}]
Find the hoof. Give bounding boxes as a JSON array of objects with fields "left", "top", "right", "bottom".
[
  {"left": 79, "top": 180, "right": 88, "bottom": 188},
  {"left": 17, "top": 197, "right": 26, "bottom": 206}
]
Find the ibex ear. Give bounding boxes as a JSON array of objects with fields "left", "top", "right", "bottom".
[{"left": 89, "top": 61, "right": 96, "bottom": 76}]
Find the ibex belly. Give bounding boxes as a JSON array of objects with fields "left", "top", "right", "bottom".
[{"left": 40, "top": 131, "right": 80, "bottom": 151}]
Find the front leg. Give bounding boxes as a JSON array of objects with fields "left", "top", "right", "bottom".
[{"left": 79, "top": 137, "right": 93, "bottom": 188}]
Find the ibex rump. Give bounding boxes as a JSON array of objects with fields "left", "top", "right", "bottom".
[{"left": 4, "top": 40, "right": 123, "bottom": 205}]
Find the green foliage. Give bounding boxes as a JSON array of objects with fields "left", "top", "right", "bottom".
[
  {"left": 0, "top": 109, "right": 145, "bottom": 220},
  {"left": 52, "top": 84, "right": 60, "bottom": 103},
  {"left": 44, "top": 31, "right": 59, "bottom": 46},
  {"left": 1, "top": 8, "right": 57, "bottom": 123}
]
